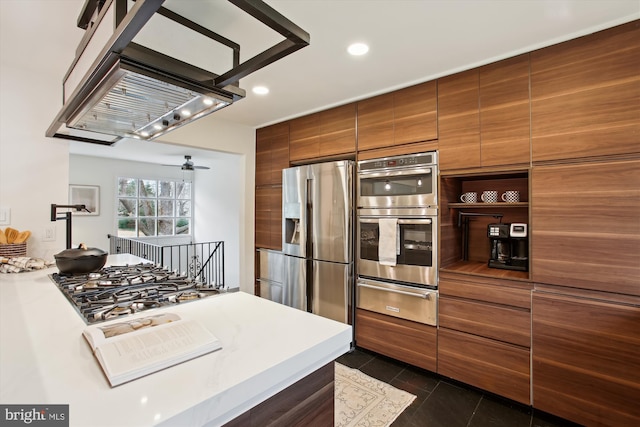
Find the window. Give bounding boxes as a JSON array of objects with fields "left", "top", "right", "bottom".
[{"left": 117, "top": 177, "right": 192, "bottom": 237}]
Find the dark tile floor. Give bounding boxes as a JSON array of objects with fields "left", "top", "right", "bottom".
[{"left": 336, "top": 347, "right": 583, "bottom": 427}]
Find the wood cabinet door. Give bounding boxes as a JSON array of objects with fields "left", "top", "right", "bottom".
[
  {"left": 438, "top": 328, "right": 530, "bottom": 405},
  {"left": 289, "top": 113, "right": 320, "bottom": 162},
  {"left": 438, "top": 69, "right": 481, "bottom": 171},
  {"left": 530, "top": 21, "right": 640, "bottom": 162},
  {"left": 356, "top": 92, "right": 394, "bottom": 151},
  {"left": 393, "top": 80, "right": 437, "bottom": 145},
  {"left": 439, "top": 296, "right": 530, "bottom": 347},
  {"left": 318, "top": 103, "right": 356, "bottom": 157},
  {"left": 256, "top": 122, "right": 289, "bottom": 186},
  {"left": 255, "top": 187, "right": 282, "bottom": 250},
  {"left": 531, "top": 159, "right": 640, "bottom": 296},
  {"left": 532, "top": 291, "right": 640, "bottom": 426},
  {"left": 480, "top": 54, "right": 530, "bottom": 167},
  {"left": 355, "top": 309, "right": 437, "bottom": 372}
]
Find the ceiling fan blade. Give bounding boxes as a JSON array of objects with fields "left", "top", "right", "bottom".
[
  {"left": 161, "top": 164, "right": 182, "bottom": 167},
  {"left": 193, "top": 165, "right": 210, "bottom": 170}
]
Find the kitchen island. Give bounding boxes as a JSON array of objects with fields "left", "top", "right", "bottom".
[{"left": 0, "top": 255, "right": 352, "bottom": 426}]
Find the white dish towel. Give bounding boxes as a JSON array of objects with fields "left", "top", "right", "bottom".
[{"left": 378, "top": 218, "right": 398, "bottom": 266}]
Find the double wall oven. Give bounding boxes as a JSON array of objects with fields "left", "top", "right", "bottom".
[{"left": 356, "top": 152, "right": 438, "bottom": 326}]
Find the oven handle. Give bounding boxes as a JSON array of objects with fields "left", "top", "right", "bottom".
[
  {"left": 358, "top": 167, "right": 433, "bottom": 179},
  {"left": 357, "top": 281, "right": 433, "bottom": 299},
  {"left": 358, "top": 217, "right": 432, "bottom": 225}
]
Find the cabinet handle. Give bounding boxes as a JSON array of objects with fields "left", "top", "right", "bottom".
[{"left": 357, "top": 282, "right": 432, "bottom": 299}]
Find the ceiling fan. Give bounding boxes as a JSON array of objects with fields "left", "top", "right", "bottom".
[{"left": 163, "top": 155, "right": 210, "bottom": 170}]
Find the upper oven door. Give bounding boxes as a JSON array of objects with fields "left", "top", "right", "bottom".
[
  {"left": 358, "top": 166, "right": 437, "bottom": 208},
  {"left": 358, "top": 208, "right": 438, "bottom": 287}
]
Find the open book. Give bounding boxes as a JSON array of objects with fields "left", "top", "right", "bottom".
[{"left": 83, "top": 313, "right": 222, "bottom": 387}]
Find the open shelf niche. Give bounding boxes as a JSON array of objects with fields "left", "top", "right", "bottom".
[{"left": 439, "top": 170, "right": 530, "bottom": 280}]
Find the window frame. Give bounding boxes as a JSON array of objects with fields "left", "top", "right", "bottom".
[{"left": 115, "top": 176, "right": 193, "bottom": 239}]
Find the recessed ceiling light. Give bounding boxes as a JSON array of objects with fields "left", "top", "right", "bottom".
[
  {"left": 348, "top": 42, "right": 369, "bottom": 56},
  {"left": 252, "top": 86, "right": 269, "bottom": 95}
]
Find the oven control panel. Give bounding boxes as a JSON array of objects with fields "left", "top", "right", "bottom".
[{"left": 358, "top": 151, "right": 437, "bottom": 172}]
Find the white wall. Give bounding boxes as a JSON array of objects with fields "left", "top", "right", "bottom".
[{"left": 69, "top": 153, "right": 243, "bottom": 287}]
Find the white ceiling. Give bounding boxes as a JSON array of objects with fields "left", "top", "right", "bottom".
[{"left": 2, "top": 0, "right": 638, "bottom": 165}]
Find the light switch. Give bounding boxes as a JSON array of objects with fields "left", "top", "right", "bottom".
[{"left": 0, "top": 207, "right": 10, "bottom": 225}]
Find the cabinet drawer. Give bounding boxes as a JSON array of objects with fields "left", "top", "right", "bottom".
[
  {"left": 439, "top": 276, "right": 531, "bottom": 309},
  {"left": 438, "top": 328, "right": 530, "bottom": 405},
  {"left": 439, "top": 296, "right": 530, "bottom": 347},
  {"left": 355, "top": 308, "right": 436, "bottom": 372}
]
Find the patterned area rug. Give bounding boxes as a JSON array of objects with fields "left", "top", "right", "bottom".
[{"left": 335, "top": 362, "right": 416, "bottom": 427}]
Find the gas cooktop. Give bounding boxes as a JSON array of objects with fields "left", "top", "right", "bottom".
[{"left": 50, "top": 263, "right": 222, "bottom": 323}]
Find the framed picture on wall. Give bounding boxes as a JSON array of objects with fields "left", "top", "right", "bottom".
[{"left": 69, "top": 184, "right": 100, "bottom": 215}]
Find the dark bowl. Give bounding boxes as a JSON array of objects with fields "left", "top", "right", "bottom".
[{"left": 54, "top": 246, "right": 108, "bottom": 275}]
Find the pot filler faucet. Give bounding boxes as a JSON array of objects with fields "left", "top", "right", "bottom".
[{"left": 50, "top": 204, "right": 90, "bottom": 249}]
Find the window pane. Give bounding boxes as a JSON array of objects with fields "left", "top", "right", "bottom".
[
  {"left": 118, "top": 199, "right": 137, "bottom": 216},
  {"left": 138, "top": 218, "right": 156, "bottom": 237},
  {"left": 177, "top": 200, "right": 191, "bottom": 217},
  {"left": 118, "top": 178, "right": 137, "bottom": 197},
  {"left": 158, "top": 200, "right": 174, "bottom": 217},
  {"left": 176, "top": 182, "right": 191, "bottom": 199},
  {"left": 158, "top": 219, "right": 174, "bottom": 236},
  {"left": 117, "top": 219, "right": 136, "bottom": 236},
  {"left": 176, "top": 218, "right": 190, "bottom": 235},
  {"left": 158, "top": 181, "right": 174, "bottom": 198},
  {"left": 139, "top": 180, "right": 157, "bottom": 198},
  {"left": 138, "top": 200, "right": 156, "bottom": 216}
]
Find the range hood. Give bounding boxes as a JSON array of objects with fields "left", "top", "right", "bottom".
[{"left": 47, "top": 0, "right": 309, "bottom": 145}]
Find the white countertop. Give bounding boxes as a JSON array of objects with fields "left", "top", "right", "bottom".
[{"left": 0, "top": 255, "right": 352, "bottom": 426}]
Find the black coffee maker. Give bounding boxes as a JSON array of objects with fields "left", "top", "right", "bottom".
[{"left": 487, "top": 223, "right": 528, "bottom": 271}]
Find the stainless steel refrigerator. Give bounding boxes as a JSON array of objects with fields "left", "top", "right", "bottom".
[{"left": 282, "top": 160, "right": 354, "bottom": 324}]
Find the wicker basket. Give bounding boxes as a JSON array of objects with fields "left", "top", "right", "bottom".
[{"left": 0, "top": 242, "right": 27, "bottom": 258}]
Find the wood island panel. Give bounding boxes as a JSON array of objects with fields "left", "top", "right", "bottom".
[
  {"left": 438, "top": 328, "right": 530, "bottom": 405},
  {"left": 224, "top": 361, "right": 335, "bottom": 427},
  {"left": 532, "top": 291, "right": 640, "bottom": 427},
  {"left": 356, "top": 92, "right": 395, "bottom": 151},
  {"left": 355, "top": 309, "right": 437, "bottom": 372},
  {"left": 393, "top": 80, "right": 438, "bottom": 145},
  {"left": 531, "top": 159, "right": 640, "bottom": 296},
  {"left": 437, "top": 69, "right": 481, "bottom": 171},
  {"left": 479, "top": 54, "right": 531, "bottom": 167},
  {"left": 530, "top": 20, "right": 640, "bottom": 162}
]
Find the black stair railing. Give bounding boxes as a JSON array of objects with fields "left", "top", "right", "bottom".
[{"left": 107, "top": 234, "right": 225, "bottom": 288}]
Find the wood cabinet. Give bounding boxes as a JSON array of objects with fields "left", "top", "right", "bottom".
[
  {"left": 437, "top": 273, "right": 532, "bottom": 405},
  {"left": 289, "top": 103, "right": 356, "bottom": 162},
  {"left": 531, "top": 159, "right": 640, "bottom": 296},
  {"left": 479, "top": 54, "right": 530, "bottom": 168},
  {"left": 437, "top": 69, "right": 481, "bottom": 170},
  {"left": 355, "top": 308, "right": 437, "bottom": 372},
  {"left": 530, "top": 21, "right": 640, "bottom": 163},
  {"left": 438, "top": 56, "right": 531, "bottom": 172},
  {"left": 255, "top": 186, "right": 282, "bottom": 250},
  {"left": 356, "top": 92, "right": 394, "bottom": 151},
  {"left": 356, "top": 81, "right": 437, "bottom": 153},
  {"left": 393, "top": 81, "right": 438, "bottom": 145},
  {"left": 256, "top": 122, "right": 289, "bottom": 186},
  {"left": 532, "top": 291, "right": 640, "bottom": 427}
]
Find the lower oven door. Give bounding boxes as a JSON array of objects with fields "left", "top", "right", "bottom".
[
  {"left": 356, "top": 278, "right": 437, "bottom": 326},
  {"left": 358, "top": 208, "right": 438, "bottom": 287}
]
